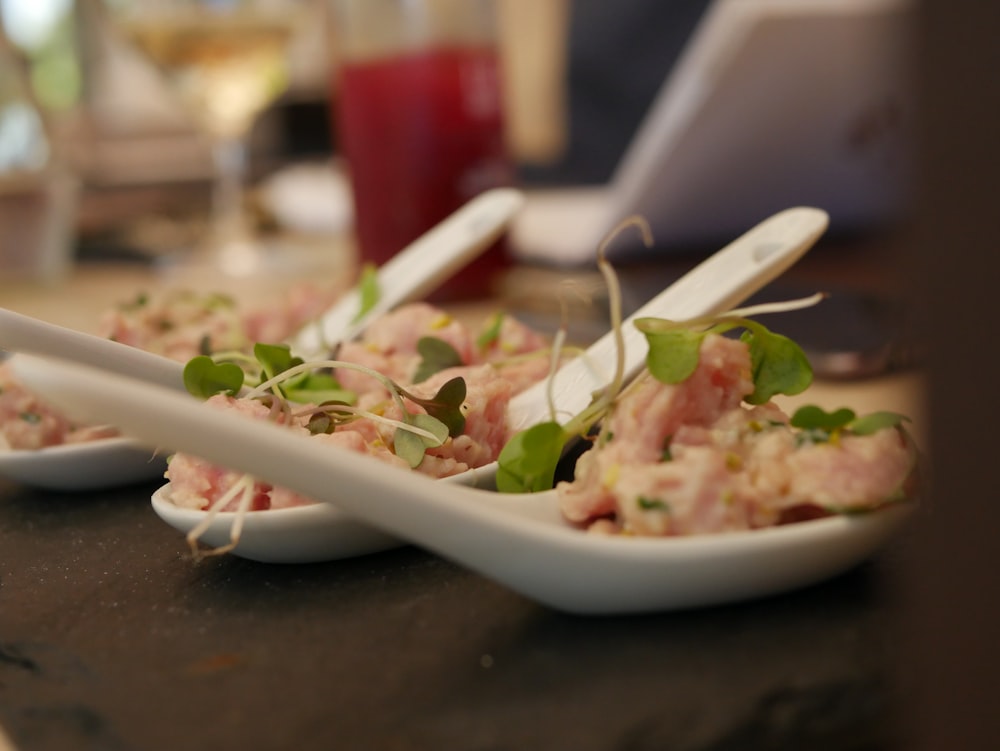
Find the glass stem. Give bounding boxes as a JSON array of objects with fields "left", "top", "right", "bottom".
[
  {"left": 210, "top": 135, "right": 251, "bottom": 246},
  {"left": 207, "top": 134, "right": 265, "bottom": 275}
]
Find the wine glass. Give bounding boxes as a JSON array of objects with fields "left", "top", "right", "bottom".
[{"left": 99, "top": 0, "right": 309, "bottom": 278}]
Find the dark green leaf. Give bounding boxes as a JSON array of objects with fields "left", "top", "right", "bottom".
[
  {"left": 791, "top": 405, "right": 856, "bottom": 431},
  {"left": 413, "top": 336, "right": 464, "bottom": 383},
  {"left": 407, "top": 376, "right": 467, "bottom": 436},
  {"left": 183, "top": 356, "right": 245, "bottom": 399},
  {"left": 495, "top": 421, "right": 567, "bottom": 493}
]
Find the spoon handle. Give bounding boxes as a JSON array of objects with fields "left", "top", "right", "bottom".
[
  {"left": 0, "top": 308, "right": 187, "bottom": 390},
  {"left": 291, "top": 188, "right": 525, "bottom": 354},
  {"left": 505, "top": 206, "right": 830, "bottom": 431}
]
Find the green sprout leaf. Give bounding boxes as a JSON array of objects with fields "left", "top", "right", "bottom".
[
  {"left": 495, "top": 421, "right": 568, "bottom": 493},
  {"left": 253, "top": 342, "right": 303, "bottom": 382},
  {"left": 353, "top": 263, "right": 380, "bottom": 323},
  {"left": 183, "top": 356, "right": 245, "bottom": 399},
  {"left": 741, "top": 324, "right": 813, "bottom": 404},
  {"left": 790, "top": 405, "right": 857, "bottom": 431},
  {"left": 643, "top": 329, "right": 707, "bottom": 384},
  {"left": 412, "top": 336, "right": 464, "bottom": 384},
  {"left": 394, "top": 413, "right": 449, "bottom": 468},
  {"left": 847, "top": 411, "right": 909, "bottom": 436}
]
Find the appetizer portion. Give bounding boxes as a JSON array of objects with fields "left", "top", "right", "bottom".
[
  {"left": 165, "top": 302, "right": 556, "bottom": 511},
  {"left": 0, "top": 283, "right": 340, "bottom": 451},
  {"left": 0, "top": 363, "right": 117, "bottom": 450},
  {"left": 557, "top": 332, "right": 916, "bottom": 536}
]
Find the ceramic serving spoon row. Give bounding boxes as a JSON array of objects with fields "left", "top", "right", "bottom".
[
  {"left": 0, "top": 189, "right": 524, "bottom": 491},
  {"left": 10, "top": 342, "right": 910, "bottom": 615},
  {"left": 141, "top": 206, "right": 832, "bottom": 554},
  {"left": 0, "top": 188, "right": 525, "bottom": 391}
]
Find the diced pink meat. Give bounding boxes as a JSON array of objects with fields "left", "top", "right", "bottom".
[{"left": 557, "top": 332, "right": 916, "bottom": 536}]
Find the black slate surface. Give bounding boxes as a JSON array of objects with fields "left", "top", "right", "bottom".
[{"left": 0, "top": 476, "right": 907, "bottom": 751}]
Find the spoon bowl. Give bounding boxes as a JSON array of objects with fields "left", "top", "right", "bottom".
[{"left": 12, "top": 351, "right": 913, "bottom": 614}]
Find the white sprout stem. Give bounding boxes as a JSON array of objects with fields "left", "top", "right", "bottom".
[
  {"left": 211, "top": 350, "right": 258, "bottom": 366},
  {"left": 247, "top": 358, "right": 410, "bottom": 417},
  {"left": 636, "top": 293, "right": 828, "bottom": 334},
  {"left": 587, "top": 215, "right": 652, "bottom": 417},
  {"left": 545, "top": 327, "right": 568, "bottom": 424},
  {"left": 186, "top": 473, "right": 255, "bottom": 556},
  {"left": 711, "top": 292, "right": 827, "bottom": 320},
  {"left": 291, "top": 404, "right": 444, "bottom": 446}
]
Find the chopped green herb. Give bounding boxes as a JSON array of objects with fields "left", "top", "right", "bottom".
[
  {"left": 637, "top": 496, "right": 669, "bottom": 511},
  {"left": 476, "top": 312, "right": 505, "bottom": 351},
  {"left": 661, "top": 435, "right": 673, "bottom": 462}
]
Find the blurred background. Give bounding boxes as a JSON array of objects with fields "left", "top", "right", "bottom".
[
  {"left": 1, "top": 0, "right": 573, "bottom": 273},
  {"left": 0, "top": 0, "right": 914, "bottom": 278}
]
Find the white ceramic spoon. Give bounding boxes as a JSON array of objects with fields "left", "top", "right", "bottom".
[
  {"left": 0, "top": 189, "right": 524, "bottom": 491},
  {"left": 451, "top": 205, "right": 831, "bottom": 488},
  {"left": 10, "top": 351, "right": 912, "bottom": 614}
]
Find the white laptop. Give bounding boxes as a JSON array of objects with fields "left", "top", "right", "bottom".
[{"left": 510, "top": 0, "right": 915, "bottom": 264}]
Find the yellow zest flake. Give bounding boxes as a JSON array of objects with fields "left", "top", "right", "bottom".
[
  {"left": 748, "top": 420, "right": 763, "bottom": 432},
  {"left": 431, "top": 313, "right": 453, "bottom": 330},
  {"left": 721, "top": 489, "right": 735, "bottom": 506},
  {"left": 364, "top": 342, "right": 380, "bottom": 353},
  {"left": 725, "top": 452, "right": 743, "bottom": 471},
  {"left": 601, "top": 463, "right": 620, "bottom": 489}
]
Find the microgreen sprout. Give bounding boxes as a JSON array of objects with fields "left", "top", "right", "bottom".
[
  {"left": 183, "top": 341, "right": 467, "bottom": 470},
  {"left": 353, "top": 263, "right": 380, "bottom": 323},
  {"left": 186, "top": 473, "right": 256, "bottom": 559},
  {"left": 496, "top": 216, "right": 652, "bottom": 493},
  {"left": 790, "top": 404, "right": 910, "bottom": 445},
  {"left": 496, "top": 226, "right": 835, "bottom": 493},
  {"left": 635, "top": 293, "right": 825, "bottom": 404}
]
